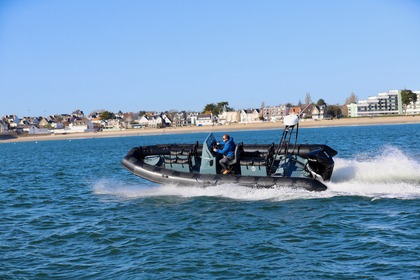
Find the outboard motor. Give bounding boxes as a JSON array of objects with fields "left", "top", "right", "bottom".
[{"left": 307, "top": 148, "right": 335, "bottom": 181}]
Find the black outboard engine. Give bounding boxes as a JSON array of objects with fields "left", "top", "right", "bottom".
[{"left": 307, "top": 148, "right": 335, "bottom": 181}]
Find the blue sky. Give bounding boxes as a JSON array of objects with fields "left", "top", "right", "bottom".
[{"left": 1, "top": 0, "right": 419, "bottom": 117}]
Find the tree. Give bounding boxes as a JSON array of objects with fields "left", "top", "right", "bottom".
[
  {"left": 202, "top": 103, "right": 216, "bottom": 114},
  {"left": 317, "top": 99, "right": 326, "bottom": 106},
  {"left": 123, "top": 112, "right": 135, "bottom": 123},
  {"left": 401, "top": 89, "right": 417, "bottom": 114},
  {"left": 326, "top": 105, "right": 342, "bottom": 119},
  {"left": 345, "top": 92, "right": 358, "bottom": 104},
  {"left": 305, "top": 93, "right": 312, "bottom": 105},
  {"left": 202, "top": 102, "right": 231, "bottom": 115},
  {"left": 99, "top": 111, "right": 115, "bottom": 120},
  {"left": 217, "top": 101, "right": 232, "bottom": 112}
]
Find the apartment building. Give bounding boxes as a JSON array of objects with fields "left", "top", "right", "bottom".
[{"left": 347, "top": 90, "right": 402, "bottom": 117}]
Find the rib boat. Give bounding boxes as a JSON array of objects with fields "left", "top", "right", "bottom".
[{"left": 121, "top": 115, "right": 337, "bottom": 191}]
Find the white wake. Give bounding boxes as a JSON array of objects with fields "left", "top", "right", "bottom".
[
  {"left": 93, "top": 147, "right": 420, "bottom": 201},
  {"left": 327, "top": 146, "right": 420, "bottom": 199}
]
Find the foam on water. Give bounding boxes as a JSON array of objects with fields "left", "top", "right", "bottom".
[
  {"left": 327, "top": 146, "right": 420, "bottom": 199},
  {"left": 93, "top": 179, "right": 319, "bottom": 202},
  {"left": 93, "top": 147, "right": 420, "bottom": 201}
]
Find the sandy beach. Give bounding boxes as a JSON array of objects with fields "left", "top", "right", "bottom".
[{"left": 2, "top": 115, "right": 419, "bottom": 143}]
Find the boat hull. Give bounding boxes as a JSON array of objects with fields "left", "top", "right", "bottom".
[{"left": 121, "top": 155, "right": 328, "bottom": 192}]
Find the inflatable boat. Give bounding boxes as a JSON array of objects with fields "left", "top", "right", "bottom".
[{"left": 121, "top": 115, "right": 337, "bottom": 191}]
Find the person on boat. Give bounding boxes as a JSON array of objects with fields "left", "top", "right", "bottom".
[{"left": 213, "top": 134, "right": 236, "bottom": 174}]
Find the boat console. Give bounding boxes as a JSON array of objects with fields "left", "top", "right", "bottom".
[{"left": 199, "top": 133, "right": 218, "bottom": 174}]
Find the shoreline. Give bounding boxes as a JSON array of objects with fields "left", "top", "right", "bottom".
[{"left": 1, "top": 115, "right": 419, "bottom": 143}]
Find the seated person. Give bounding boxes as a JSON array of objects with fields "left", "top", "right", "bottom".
[{"left": 213, "top": 134, "right": 235, "bottom": 174}]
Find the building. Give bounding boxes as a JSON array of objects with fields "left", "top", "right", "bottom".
[
  {"left": 261, "top": 106, "right": 288, "bottom": 122},
  {"left": 405, "top": 90, "right": 420, "bottom": 115},
  {"left": 137, "top": 115, "right": 151, "bottom": 127},
  {"left": 311, "top": 105, "right": 326, "bottom": 120},
  {"left": 67, "top": 118, "right": 97, "bottom": 133},
  {"left": 196, "top": 114, "right": 213, "bottom": 126},
  {"left": 29, "top": 125, "right": 51, "bottom": 135},
  {"left": 3, "top": 115, "right": 19, "bottom": 129},
  {"left": 288, "top": 106, "right": 302, "bottom": 116},
  {"left": 169, "top": 112, "right": 187, "bottom": 127},
  {"left": 240, "top": 109, "right": 261, "bottom": 123},
  {"left": 218, "top": 106, "right": 240, "bottom": 124},
  {"left": 0, "top": 120, "right": 9, "bottom": 133},
  {"left": 102, "top": 119, "right": 122, "bottom": 130},
  {"left": 347, "top": 90, "right": 402, "bottom": 117}
]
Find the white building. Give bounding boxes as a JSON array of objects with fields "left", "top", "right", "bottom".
[
  {"left": 196, "top": 114, "right": 213, "bottom": 126},
  {"left": 311, "top": 105, "right": 326, "bottom": 120},
  {"left": 347, "top": 90, "right": 402, "bottom": 117},
  {"left": 52, "top": 119, "right": 97, "bottom": 134},
  {"left": 240, "top": 109, "right": 261, "bottom": 123},
  {"left": 29, "top": 125, "right": 51, "bottom": 135},
  {"left": 188, "top": 112, "right": 199, "bottom": 126},
  {"left": 405, "top": 90, "right": 420, "bottom": 115},
  {"left": 217, "top": 106, "right": 240, "bottom": 124},
  {"left": 0, "top": 120, "right": 9, "bottom": 133},
  {"left": 102, "top": 119, "right": 122, "bottom": 130}
]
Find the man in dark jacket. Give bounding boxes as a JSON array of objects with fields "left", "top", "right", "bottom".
[{"left": 213, "top": 134, "right": 235, "bottom": 174}]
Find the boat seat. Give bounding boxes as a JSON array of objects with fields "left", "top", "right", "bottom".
[
  {"left": 239, "top": 144, "right": 275, "bottom": 175},
  {"left": 167, "top": 148, "right": 191, "bottom": 164},
  {"left": 226, "top": 142, "right": 244, "bottom": 170},
  {"left": 170, "top": 149, "right": 190, "bottom": 156},
  {"left": 164, "top": 156, "right": 178, "bottom": 164},
  {"left": 240, "top": 152, "right": 267, "bottom": 165},
  {"left": 164, "top": 146, "right": 194, "bottom": 171},
  {"left": 164, "top": 155, "right": 191, "bottom": 164},
  {"left": 240, "top": 146, "right": 273, "bottom": 166},
  {"left": 241, "top": 158, "right": 267, "bottom": 166}
]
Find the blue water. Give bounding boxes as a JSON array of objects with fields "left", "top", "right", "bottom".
[{"left": 1, "top": 124, "right": 419, "bottom": 279}]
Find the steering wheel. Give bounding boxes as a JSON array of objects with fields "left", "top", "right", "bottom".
[{"left": 211, "top": 142, "right": 220, "bottom": 156}]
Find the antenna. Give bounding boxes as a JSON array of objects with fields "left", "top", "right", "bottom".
[{"left": 299, "top": 102, "right": 313, "bottom": 119}]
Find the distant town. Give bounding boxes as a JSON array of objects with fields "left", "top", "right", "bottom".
[{"left": 1, "top": 89, "right": 419, "bottom": 137}]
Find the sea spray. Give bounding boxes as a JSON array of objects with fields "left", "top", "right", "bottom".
[
  {"left": 327, "top": 146, "right": 420, "bottom": 199},
  {"left": 94, "top": 145, "right": 420, "bottom": 201},
  {"left": 93, "top": 179, "right": 328, "bottom": 201}
]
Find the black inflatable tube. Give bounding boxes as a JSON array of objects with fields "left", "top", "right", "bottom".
[{"left": 121, "top": 156, "right": 328, "bottom": 192}]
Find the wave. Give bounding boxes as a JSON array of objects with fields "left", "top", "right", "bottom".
[
  {"left": 93, "top": 147, "right": 420, "bottom": 201},
  {"left": 328, "top": 146, "right": 420, "bottom": 199},
  {"left": 92, "top": 179, "right": 327, "bottom": 202}
]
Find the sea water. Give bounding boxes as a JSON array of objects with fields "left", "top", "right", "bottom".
[{"left": 1, "top": 124, "right": 419, "bottom": 279}]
